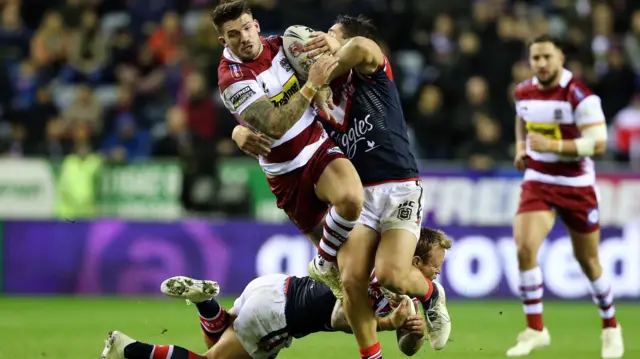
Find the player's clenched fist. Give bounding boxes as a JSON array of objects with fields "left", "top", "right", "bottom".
[
  {"left": 231, "top": 125, "right": 272, "bottom": 159},
  {"left": 307, "top": 55, "right": 340, "bottom": 87}
]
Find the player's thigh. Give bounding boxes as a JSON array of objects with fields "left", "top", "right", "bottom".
[
  {"left": 204, "top": 326, "right": 252, "bottom": 359},
  {"left": 337, "top": 224, "right": 379, "bottom": 284},
  {"left": 514, "top": 181, "right": 556, "bottom": 252},
  {"left": 513, "top": 211, "right": 555, "bottom": 253},
  {"left": 315, "top": 157, "right": 364, "bottom": 209}
]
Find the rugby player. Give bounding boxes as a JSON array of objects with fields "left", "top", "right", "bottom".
[
  {"left": 99, "top": 228, "right": 451, "bottom": 359},
  {"left": 214, "top": 0, "right": 363, "bottom": 276},
  {"left": 508, "top": 34, "right": 624, "bottom": 358},
  {"left": 232, "top": 15, "right": 451, "bottom": 359}
]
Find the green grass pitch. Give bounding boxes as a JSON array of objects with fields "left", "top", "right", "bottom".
[{"left": 1, "top": 297, "right": 638, "bottom": 359}]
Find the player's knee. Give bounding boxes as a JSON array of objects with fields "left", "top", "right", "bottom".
[
  {"left": 516, "top": 240, "right": 538, "bottom": 266},
  {"left": 333, "top": 189, "right": 364, "bottom": 220},
  {"left": 341, "top": 267, "right": 370, "bottom": 296}
]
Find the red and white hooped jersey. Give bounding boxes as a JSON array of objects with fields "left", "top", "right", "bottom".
[
  {"left": 514, "top": 69, "right": 606, "bottom": 187},
  {"left": 369, "top": 271, "right": 418, "bottom": 317},
  {"left": 218, "top": 36, "right": 326, "bottom": 176}
]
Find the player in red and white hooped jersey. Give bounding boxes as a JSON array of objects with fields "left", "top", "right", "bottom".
[
  {"left": 508, "top": 35, "right": 624, "bottom": 359},
  {"left": 212, "top": 0, "right": 364, "bottom": 287}
]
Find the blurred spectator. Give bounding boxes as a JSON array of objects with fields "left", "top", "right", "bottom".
[
  {"left": 0, "top": 121, "right": 27, "bottom": 157},
  {"left": 453, "top": 76, "right": 492, "bottom": 145},
  {"left": 103, "top": 86, "right": 145, "bottom": 137},
  {"left": 148, "top": 11, "right": 183, "bottom": 64},
  {"left": 187, "top": 12, "right": 223, "bottom": 88},
  {"left": 62, "top": 10, "right": 107, "bottom": 84},
  {"left": 153, "top": 106, "right": 190, "bottom": 158},
  {"left": 0, "top": 3, "right": 31, "bottom": 61},
  {"left": 623, "top": 9, "right": 640, "bottom": 74},
  {"left": 12, "top": 60, "right": 39, "bottom": 111},
  {"left": 30, "top": 11, "right": 67, "bottom": 77},
  {"left": 611, "top": 94, "right": 640, "bottom": 162},
  {"left": 35, "top": 118, "right": 69, "bottom": 159},
  {"left": 22, "top": 86, "right": 59, "bottom": 148},
  {"left": 109, "top": 27, "right": 138, "bottom": 69},
  {"left": 596, "top": 48, "right": 636, "bottom": 121},
  {"left": 62, "top": 84, "right": 103, "bottom": 136},
  {"left": 410, "top": 85, "right": 450, "bottom": 159},
  {"left": 180, "top": 72, "right": 216, "bottom": 140},
  {"left": 456, "top": 113, "right": 508, "bottom": 171},
  {"left": 102, "top": 112, "right": 151, "bottom": 164}
]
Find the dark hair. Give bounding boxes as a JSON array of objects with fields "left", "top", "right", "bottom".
[
  {"left": 415, "top": 228, "right": 452, "bottom": 262},
  {"left": 528, "top": 34, "right": 563, "bottom": 51},
  {"left": 335, "top": 14, "right": 377, "bottom": 41},
  {"left": 211, "top": 0, "right": 252, "bottom": 33}
]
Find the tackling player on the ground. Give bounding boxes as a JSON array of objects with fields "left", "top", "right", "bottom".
[
  {"left": 99, "top": 228, "right": 451, "bottom": 359},
  {"left": 508, "top": 34, "right": 624, "bottom": 359},
  {"left": 232, "top": 15, "right": 450, "bottom": 359}
]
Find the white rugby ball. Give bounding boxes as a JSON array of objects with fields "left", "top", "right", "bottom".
[{"left": 282, "top": 25, "right": 323, "bottom": 78}]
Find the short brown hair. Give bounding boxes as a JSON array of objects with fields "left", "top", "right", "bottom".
[
  {"left": 335, "top": 15, "right": 377, "bottom": 41},
  {"left": 415, "top": 228, "right": 452, "bottom": 262},
  {"left": 211, "top": 0, "right": 252, "bottom": 33},
  {"left": 528, "top": 34, "right": 563, "bottom": 52}
]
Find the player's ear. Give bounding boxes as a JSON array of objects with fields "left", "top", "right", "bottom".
[
  {"left": 218, "top": 36, "right": 226, "bottom": 47},
  {"left": 412, "top": 256, "right": 421, "bottom": 268},
  {"left": 253, "top": 19, "right": 260, "bottom": 33}
]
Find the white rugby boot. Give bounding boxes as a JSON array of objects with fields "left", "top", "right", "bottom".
[
  {"left": 424, "top": 281, "right": 451, "bottom": 350},
  {"left": 100, "top": 331, "right": 136, "bottom": 359},
  {"left": 308, "top": 256, "right": 343, "bottom": 300},
  {"left": 601, "top": 324, "right": 624, "bottom": 359},
  {"left": 160, "top": 276, "right": 219, "bottom": 304},
  {"left": 506, "top": 327, "right": 551, "bottom": 357}
]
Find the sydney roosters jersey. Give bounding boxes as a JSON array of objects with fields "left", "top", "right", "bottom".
[
  {"left": 218, "top": 36, "right": 327, "bottom": 176},
  {"left": 323, "top": 57, "right": 419, "bottom": 185},
  {"left": 514, "top": 69, "right": 606, "bottom": 187}
]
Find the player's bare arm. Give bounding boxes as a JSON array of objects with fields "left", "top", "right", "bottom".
[
  {"left": 231, "top": 125, "right": 272, "bottom": 158},
  {"left": 528, "top": 122, "right": 607, "bottom": 157},
  {"left": 305, "top": 33, "right": 383, "bottom": 78},
  {"left": 239, "top": 55, "right": 339, "bottom": 139},
  {"left": 330, "top": 300, "right": 410, "bottom": 333},
  {"left": 514, "top": 115, "right": 528, "bottom": 171}
]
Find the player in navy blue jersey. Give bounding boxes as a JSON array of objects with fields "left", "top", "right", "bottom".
[
  {"left": 98, "top": 228, "right": 451, "bottom": 359},
  {"left": 232, "top": 15, "right": 450, "bottom": 359}
]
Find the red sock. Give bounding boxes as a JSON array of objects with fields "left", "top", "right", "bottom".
[
  {"left": 199, "top": 306, "right": 229, "bottom": 343},
  {"left": 359, "top": 342, "right": 382, "bottom": 359}
]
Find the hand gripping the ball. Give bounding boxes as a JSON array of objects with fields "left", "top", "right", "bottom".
[
  {"left": 304, "top": 31, "right": 342, "bottom": 58},
  {"left": 307, "top": 54, "right": 340, "bottom": 88}
]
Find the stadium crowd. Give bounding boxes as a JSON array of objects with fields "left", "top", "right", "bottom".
[{"left": 0, "top": 0, "right": 639, "bottom": 170}]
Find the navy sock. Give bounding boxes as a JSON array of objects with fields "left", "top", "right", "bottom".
[{"left": 124, "top": 342, "right": 200, "bottom": 359}]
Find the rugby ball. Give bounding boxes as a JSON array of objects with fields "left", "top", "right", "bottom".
[{"left": 282, "top": 25, "right": 323, "bottom": 78}]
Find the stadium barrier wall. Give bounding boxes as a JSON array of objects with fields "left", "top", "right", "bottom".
[
  {"left": 2, "top": 220, "right": 639, "bottom": 299},
  {"left": 1, "top": 158, "right": 639, "bottom": 225}
]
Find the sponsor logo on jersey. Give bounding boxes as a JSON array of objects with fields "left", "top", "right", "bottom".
[
  {"left": 279, "top": 57, "right": 292, "bottom": 72},
  {"left": 554, "top": 108, "right": 563, "bottom": 121},
  {"left": 230, "top": 64, "right": 242, "bottom": 79},
  {"left": 525, "top": 122, "right": 562, "bottom": 140},
  {"left": 230, "top": 86, "right": 256, "bottom": 110},
  {"left": 329, "top": 114, "right": 375, "bottom": 159},
  {"left": 270, "top": 75, "right": 300, "bottom": 107},
  {"left": 572, "top": 86, "right": 585, "bottom": 101}
]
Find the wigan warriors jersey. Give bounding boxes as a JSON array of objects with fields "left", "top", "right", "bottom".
[
  {"left": 514, "top": 69, "right": 606, "bottom": 187},
  {"left": 218, "top": 36, "right": 327, "bottom": 176}
]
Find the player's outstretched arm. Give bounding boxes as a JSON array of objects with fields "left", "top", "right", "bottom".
[
  {"left": 330, "top": 298, "right": 411, "bottom": 333},
  {"left": 239, "top": 55, "right": 339, "bottom": 139},
  {"left": 329, "top": 36, "right": 384, "bottom": 80}
]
